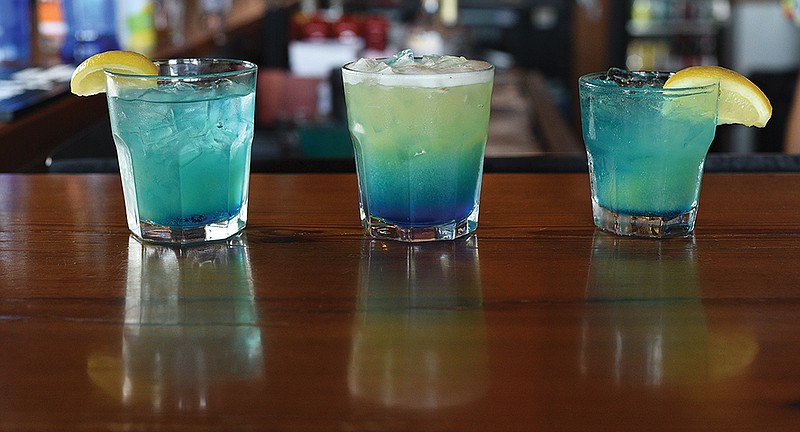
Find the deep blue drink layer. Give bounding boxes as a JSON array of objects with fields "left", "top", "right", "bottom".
[{"left": 357, "top": 144, "right": 485, "bottom": 226}]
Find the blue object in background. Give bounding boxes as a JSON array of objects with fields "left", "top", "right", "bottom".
[
  {"left": 60, "top": 0, "right": 120, "bottom": 63},
  {"left": 0, "top": 0, "right": 32, "bottom": 65}
]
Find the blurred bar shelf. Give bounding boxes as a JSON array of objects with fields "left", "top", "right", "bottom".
[{"left": 0, "top": 0, "right": 268, "bottom": 173}]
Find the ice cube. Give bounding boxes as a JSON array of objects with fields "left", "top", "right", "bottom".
[
  {"left": 349, "top": 57, "right": 390, "bottom": 73},
  {"left": 424, "top": 54, "right": 470, "bottom": 72},
  {"left": 605, "top": 68, "right": 670, "bottom": 87},
  {"left": 172, "top": 101, "right": 210, "bottom": 137},
  {"left": 210, "top": 77, "right": 234, "bottom": 91},
  {"left": 388, "top": 53, "right": 472, "bottom": 74},
  {"left": 161, "top": 80, "right": 201, "bottom": 95},
  {"left": 384, "top": 49, "right": 415, "bottom": 67},
  {"left": 137, "top": 107, "right": 177, "bottom": 152},
  {"left": 347, "top": 50, "right": 489, "bottom": 82},
  {"left": 178, "top": 142, "right": 204, "bottom": 167},
  {"left": 212, "top": 121, "right": 239, "bottom": 149}
]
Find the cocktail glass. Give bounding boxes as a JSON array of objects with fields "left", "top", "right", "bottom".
[
  {"left": 105, "top": 58, "right": 257, "bottom": 244},
  {"left": 342, "top": 51, "right": 494, "bottom": 242},
  {"left": 579, "top": 69, "right": 719, "bottom": 238}
]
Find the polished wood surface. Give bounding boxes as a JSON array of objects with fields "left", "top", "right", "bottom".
[{"left": 2, "top": 173, "right": 800, "bottom": 431}]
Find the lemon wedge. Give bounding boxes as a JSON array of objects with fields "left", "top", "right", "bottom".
[
  {"left": 70, "top": 50, "right": 158, "bottom": 96},
  {"left": 664, "top": 65, "right": 772, "bottom": 128}
]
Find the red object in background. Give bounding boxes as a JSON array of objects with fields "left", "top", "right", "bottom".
[
  {"left": 332, "top": 15, "right": 361, "bottom": 42},
  {"left": 290, "top": 10, "right": 330, "bottom": 41},
  {"left": 362, "top": 15, "right": 388, "bottom": 50},
  {"left": 303, "top": 15, "right": 330, "bottom": 40},
  {"left": 256, "top": 69, "right": 321, "bottom": 126}
]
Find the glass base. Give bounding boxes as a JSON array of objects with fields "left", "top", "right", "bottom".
[
  {"left": 131, "top": 214, "right": 246, "bottom": 245},
  {"left": 363, "top": 206, "right": 479, "bottom": 242},
  {"left": 592, "top": 200, "right": 696, "bottom": 238}
]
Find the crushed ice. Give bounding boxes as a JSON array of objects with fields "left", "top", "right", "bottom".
[{"left": 350, "top": 49, "right": 475, "bottom": 74}]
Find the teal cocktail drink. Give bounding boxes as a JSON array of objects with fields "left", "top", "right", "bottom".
[
  {"left": 106, "top": 59, "right": 257, "bottom": 244},
  {"left": 342, "top": 50, "right": 494, "bottom": 242},
  {"left": 579, "top": 69, "right": 719, "bottom": 238}
]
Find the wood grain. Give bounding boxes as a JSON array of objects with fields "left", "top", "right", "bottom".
[{"left": 2, "top": 173, "right": 800, "bottom": 431}]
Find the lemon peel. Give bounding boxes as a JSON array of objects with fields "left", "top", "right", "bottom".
[
  {"left": 664, "top": 65, "right": 772, "bottom": 128},
  {"left": 70, "top": 50, "right": 158, "bottom": 96}
]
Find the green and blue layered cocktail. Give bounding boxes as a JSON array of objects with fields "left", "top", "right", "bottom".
[
  {"left": 106, "top": 59, "right": 257, "bottom": 244},
  {"left": 342, "top": 50, "right": 494, "bottom": 242},
  {"left": 579, "top": 69, "right": 719, "bottom": 238}
]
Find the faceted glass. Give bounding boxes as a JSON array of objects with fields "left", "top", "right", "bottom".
[
  {"left": 342, "top": 56, "right": 494, "bottom": 242},
  {"left": 579, "top": 70, "right": 719, "bottom": 238},
  {"left": 105, "top": 58, "right": 257, "bottom": 244}
]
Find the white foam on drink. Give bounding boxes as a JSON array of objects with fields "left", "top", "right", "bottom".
[{"left": 342, "top": 50, "right": 493, "bottom": 88}]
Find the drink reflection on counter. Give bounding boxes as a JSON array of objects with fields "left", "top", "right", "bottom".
[
  {"left": 580, "top": 232, "right": 757, "bottom": 384},
  {"left": 349, "top": 237, "right": 488, "bottom": 409},
  {"left": 88, "top": 235, "right": 264, "bottom": 410}
]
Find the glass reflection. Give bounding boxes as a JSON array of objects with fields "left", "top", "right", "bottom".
[
  {"left": 581, "top": 232, "right": 756, "bottom": 384},
  {"left": 88, "top": 235, "right": 263, "bottom": 411},
  {"left": 348, "top": 236, "right": 488, "bottom": 409}
]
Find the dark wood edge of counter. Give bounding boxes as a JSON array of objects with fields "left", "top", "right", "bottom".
[{"left": 0, "top": 94, "right": 108, "bottom": 172}]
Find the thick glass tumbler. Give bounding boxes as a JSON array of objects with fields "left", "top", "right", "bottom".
[
  {"left": 342, "top": 53, "right": 494, "bottom": 242},
  {"left": 105, "top": 58, "right": 257, "bottom": 244},
  {"left": 579, "top": 70, "right": 719, "bottom": 238}
]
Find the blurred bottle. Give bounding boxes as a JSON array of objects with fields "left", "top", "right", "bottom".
[
  {"left": 155, "top": 0, "right": 186, "bottom": 46},
  {"left": 0, "top": 0, "right": 32, "bottom": 66},
  {"left": 405, "top": 0, "right": 466, "bottom": 56},
  {"left": 406, "top": 0, "right": 445, "bottom": 55},
  {"left": 60, "top": 0, "right": 120, "bottom": 63},
  {"left": 439, "top": 0, "right": 458, "bottom": 26},
  {"left": 201, "top": 0, "right": 232, "bottom": 46},
  {"left": 36, "top": 0, "right": 68, "bottom": 63},
  {"left": 786, "top": 0, "right": 800, "bottom": 25},
  {"left": 116, "top": 0, "right": 157, "bottom": 56}
]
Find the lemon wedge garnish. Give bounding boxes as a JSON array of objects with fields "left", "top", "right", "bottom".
[
  {"left": 664, "top": 65, "right": 772, "bottom": 128},
  {"left": 70, "top": 50, "right": 159, "bottom": 96}
]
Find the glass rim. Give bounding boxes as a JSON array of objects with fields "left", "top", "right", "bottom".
[
  {"left": 104, "top": 58, "right": 258, "bottom": 80},
  {"left": 579, "top": 71, "right": 719, "bottom": 93},
  {"left": 342, "top": 57, "right": 495, "bottom": 76}
]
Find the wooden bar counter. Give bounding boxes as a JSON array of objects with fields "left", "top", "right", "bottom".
[{"left": 2, "top": 172, "right": 800, "bottom": 431}]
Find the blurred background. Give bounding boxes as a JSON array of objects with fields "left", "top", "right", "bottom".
[{"left": 1, "top": 0, "right": 799, "bottom": 173}]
